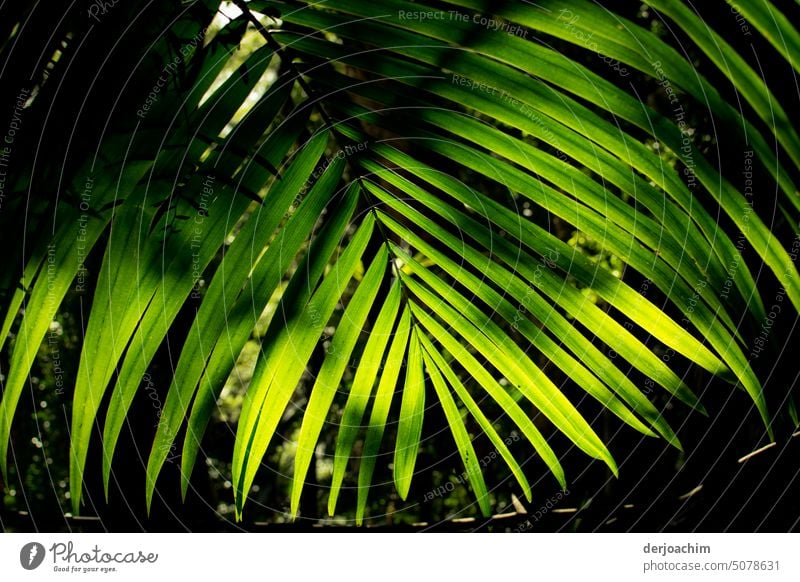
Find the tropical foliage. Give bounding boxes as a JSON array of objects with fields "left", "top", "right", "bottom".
[{"left": 1, "top": 0, "right": 798, "bottom": 525}]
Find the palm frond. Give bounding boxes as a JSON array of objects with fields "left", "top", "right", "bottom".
[{"left": 1, "top": 0, "right": 798, "bottom": 523}]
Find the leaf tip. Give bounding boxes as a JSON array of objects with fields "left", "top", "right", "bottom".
[{"left": 327, "top": 494, "right": 338, "bottom": 517}]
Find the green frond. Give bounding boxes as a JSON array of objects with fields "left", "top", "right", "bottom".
[{"left": 2, "top": 0, "right": 798, "bottom": 524}]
